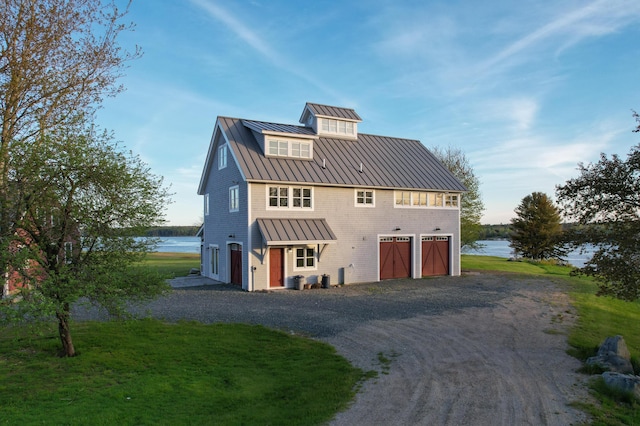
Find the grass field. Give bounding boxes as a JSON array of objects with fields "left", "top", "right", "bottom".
[
  {"left": 2, "top": 253, "right": 639, "bottom": 424},
  {"left": 140, "top": 252, "right": 200, "bottom": 278},
  {"left": 0, "top": 320, "right": 365, "bottom": 425}
]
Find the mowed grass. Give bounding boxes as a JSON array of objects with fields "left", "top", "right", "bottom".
[
  {"left": 0, "top": 320, "right": 365, "bottom": 425},
  {"left": 463, "top": 254, "right": 640, "bottom": 424},
  {"left": 140, "top": 252, "right": 200, "bottom": 278}
]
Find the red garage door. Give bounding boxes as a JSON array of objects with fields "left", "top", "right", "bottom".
[
  {"left": 422, "top": 236, "right": 449, "bottom": 276},
  {"left": 380, "top": 237, "right": 412, "bottom": 280}
]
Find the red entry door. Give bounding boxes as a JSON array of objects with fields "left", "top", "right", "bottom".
[
  {"left": 230, "top": 244, "right": 242, "bottom": 285},
  {"left": 380, "top": 237, "right": 412, "bottom": 280},
  {"left": 270, "top": 248, "right": 284, "bottom": 288},
  {"left": 422, "top": 236, "right": 450, "bottom": 276}
]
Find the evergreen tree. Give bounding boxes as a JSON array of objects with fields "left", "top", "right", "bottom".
[{"left": 509, "top": 192, "right": 565, "bottom": 260}]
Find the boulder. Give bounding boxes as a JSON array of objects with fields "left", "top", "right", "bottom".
[
  {"left": 602, "top": 372, "right": 640, "bottom": 401},
  {"left": 586, "top": 335, "right": 634, "bottom": 374}
]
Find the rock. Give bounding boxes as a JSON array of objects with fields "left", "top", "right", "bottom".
[
  {"left": 586, "top": 335, "right": 634, "bottom": 374},
  {"left": 188, "top": 268, "right": 200, "bottom": 276},
  {"left": 602, "top": 372, "right": 640, "bottom": 401}
]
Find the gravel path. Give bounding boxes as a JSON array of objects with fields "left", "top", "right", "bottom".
[{"left": 74, "top": 272, "right": 590, "bottom": 425}]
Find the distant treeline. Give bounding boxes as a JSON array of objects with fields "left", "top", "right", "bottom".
[
  {"left": 479, "top": 224, "right": 512, "bottom": 240},
  {"left": 144, "top": 226, "right": 201, "bottom": 237},
  {"left": 479, "top": 223, "right": 580, "bottom": 240}
]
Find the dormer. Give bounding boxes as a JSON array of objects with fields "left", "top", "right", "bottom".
[
  {"left": 242, "top": 119, "right": 318, "bottom": 160},
  {"left": 300, "top": 102, "right": 362, "bottom": 140}
]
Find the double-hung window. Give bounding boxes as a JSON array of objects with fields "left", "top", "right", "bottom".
[
  {"left": 269, "top": 186, "right": 288, "bottom": 207},
  {"left": 356, "top": 189, "right": 374, "bottom": 206},
  {"left": 292, "top": 188, "right": 312, "bottom": 208},
  {"left": 229, "top": 186, "right": 239, "bottom": 212},
  {"left": 268, "top": 186, "right": 312, "bottom": 209},
  {"left": 218, "top": 145, "right": 227, "bottom": 169},
  {"left": 295, "top": 247, "right": 316, "bottom": 270}
]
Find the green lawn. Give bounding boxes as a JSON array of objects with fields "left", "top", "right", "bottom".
[
  {"left": 2, "top": 253, "right": 639, "bottom": 425},
  {"left": 463, "top": 254, "right": 640, "bottom": 424},
  {"left": 0, "top": 320, "right": 365, "bottom": 425},
  {"left": 140, "top": 252, "right": 200, "bottom": 278}
]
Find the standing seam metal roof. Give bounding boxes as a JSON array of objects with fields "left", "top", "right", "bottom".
[
  {"left": 305, "top": 103, "right": 362, "bottom": 121},
  {"left": 256, "top": 218, "right": 337, "bottom": 245},
  {"left": 218, "top": 116, "right": 466, "bottom": 192}
]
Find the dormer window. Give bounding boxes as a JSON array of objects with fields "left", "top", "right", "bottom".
[
  {"left": 301, "top": 103, "right": 362, "bottom": 139},
  {"left": 320, "top": 118, "right": 356, "bottom": 136},
  {"left": 267, "top": 138, "right": 312, "bottom": 159}
]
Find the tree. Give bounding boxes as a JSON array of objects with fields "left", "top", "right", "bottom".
[
  {"left": 509, "top": 192, "right": 565, "bottom": 260},
  {"left": 556, "top": 116, "right": 640, "bottom": 301},
  {"left": 0, "top": 121, "right": 171, "bottom": 357},
  {"left": 431, "top": 146, "right": 485, "bottom": 249},
  {"left": 0, "top": 0, "right": 140, "bottom": 278}
]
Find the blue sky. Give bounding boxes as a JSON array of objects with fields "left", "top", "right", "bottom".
[{"left": 98, "top": 0, "right": 640, "bottom": 225}]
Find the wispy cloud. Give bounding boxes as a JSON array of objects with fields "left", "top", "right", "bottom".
[
  {"left": 477, "top": 0, "right": 640, "bottom": 77},
  {"left": 188, "top": 0, "right": 346, "bottom": 103}
]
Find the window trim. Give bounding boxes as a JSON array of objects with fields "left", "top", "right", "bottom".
[
  {"left": 355, "top": 189, "right": 375, "bottom": 207},
  {"left": 320, "top": 118, "right": 356, "bottom": 136},
  {"left": 229, "top": 185, "right": 239, "bottom": 212},
  {"left": 394, "top": 191, "right": 460, "bottom": 209},
  {"left": 218, "top": 145, "right": 227, "bottom": 169},
  {"left": 204, "top": 193, "right": 210, "bottom": 216},
  {"left": 293, "top": 246, "right": 317, "bottom": 271},
  {"left": 266, "top": 185, "right": 314, "bottom": 210},
  {"left": 267, "top": 138, "right": 313, "bottom": 159}
]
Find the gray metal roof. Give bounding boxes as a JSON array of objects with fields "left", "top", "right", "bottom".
[
  {"left": 243, "top": 120, "right": 317, "bottom": 137},
  {"left": 305, "top": 103, "right": 362, "bottom": 121},
  {"left": 256, "top": 218, "right": 337, "bottom": 245},
  {"left": 217, "top": 116, "right": 467, "bottom": 192}
]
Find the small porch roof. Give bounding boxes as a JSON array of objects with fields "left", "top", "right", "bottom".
[{"left": 256, "top": 218, "right": 337, "bottom": 246}]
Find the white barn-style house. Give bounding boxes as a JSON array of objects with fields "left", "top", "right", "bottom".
[{"left": 197, "top": 103, "right": 467, "bottom": 291}]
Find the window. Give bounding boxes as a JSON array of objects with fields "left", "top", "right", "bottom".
[
  {"left": 445, "top": 194, "right": 459, "bottom": 207},
  {"left": 204, "top": 193, "right": 210, "bottom": 216},
  {"left": 394, "top": 191, "right": 459, "bottom": 209},
  {"left": 229, "top": 186, "right": 239, "bottom": 212},
  {"left": 292, "top": 188, "right": 312, "bottom": 208},
  {"left": 356, "top": 189, "right": 374, "bottom": 206},
  {"left": 268, "top": 139, "right": 312, "bottom": 159},
  {"left": 267, "top": 186, "right": 312, "bottom": 209},
  {"left": 64, "top": 242, "right": 73, "bottom": 263},
  {"left": 413, "top": 192, "right": 427, "bottom": 207},
  {"left": 210, "top": 246, "right": 219, "bottom": 276},
  {"left": 269, "top": 186, "right": 288, "bottom": 207},
  {"left": 321, "top": 118, "right": 355, "bottom": 136},
  {"left": 218, "top": 145, "right": 227, "bottom": 169},
  {"left": 395, "top": 191, "right": 411, "bottom": 206},
  {"left": 295, "top": 247, "right": 316, "bottom": 269}
]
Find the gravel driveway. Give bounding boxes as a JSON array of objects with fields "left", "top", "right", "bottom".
[{"left": 75, "top": 272, "right": 590, "bottom": 425}]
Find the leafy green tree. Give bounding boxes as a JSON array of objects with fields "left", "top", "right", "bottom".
[
  {"left": 1, "top": 122, "right": 171, "bottom": 357},
  {"left": 556, "top": 116, "right": 640, "bottom": 301},
  {"left": 431, "top": 146, "right": 485, "bottom": 249},
  {"left": 509, "top": 192, "right": 565, "bottom": 260},
  {"left": 0, "top": 0, "right": 140, "bottom": 285}
]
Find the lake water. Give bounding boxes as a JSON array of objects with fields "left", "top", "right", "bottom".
[
  {"left": 464, "top": 240, "right": 592, "bottom": 267},
  {"left": 153, "top": 236, "right": 200, "bottom": 253},
  {"left": 156, "top": 237, "right": 593, "bottom": 266}
]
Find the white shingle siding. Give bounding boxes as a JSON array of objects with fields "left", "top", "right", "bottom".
[{"left": 248, "top": 183, "right": 461, "bottom": 290}]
